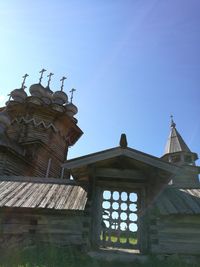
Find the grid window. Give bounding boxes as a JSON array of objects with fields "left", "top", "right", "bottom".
[{"left": 100, "top": 189, "right": 138, "bottom": 248}]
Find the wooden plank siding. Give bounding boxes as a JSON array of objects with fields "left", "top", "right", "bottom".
[
  {"left": 2, "top": 102, "right": 82, "bottom": 178},
  {"left": 0, "top": 151, "right": 31, "bottom": 177}
]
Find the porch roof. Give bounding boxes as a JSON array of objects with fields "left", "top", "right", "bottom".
[{"left": 63, "top": 146, "right": 180, "bottom": 180}]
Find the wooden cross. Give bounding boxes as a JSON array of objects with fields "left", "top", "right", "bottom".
[
  {"left": 39, "top": 68, "right": 47, "bottom": 83},
  {"left": 60, "top": 76, "right": 67, "bottom": 91},
  {"left": 21, "top": 74, "right": 29, "bottom": 89},
  {"left": 170, "top": 114, "right": 176, "bottom": 127},
  {"left": 69, "top": 88, "right": 76, "bottom": 103},
  {"left": 47, "top": 72, "right": 54, "bottom": 87}
]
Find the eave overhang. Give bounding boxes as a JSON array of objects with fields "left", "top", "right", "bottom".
[{"left": 63, "top": 146, "right": 181, "bottom": 181}]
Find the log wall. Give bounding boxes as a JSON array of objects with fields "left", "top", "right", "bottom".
[
  {"left": 0, "top": 210, "right": 89, "bottom": 249},
  {"left": 149, "top": 215, "right": 200, "bottom": 255}
]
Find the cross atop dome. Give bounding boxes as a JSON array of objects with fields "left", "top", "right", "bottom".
[
  {"left": 39, "top": 69, "right": 47, "bottom": 84},
  {"left": 69, "top": 88, "right": 76, "bottom": 103},
  {"left": 21, "top": 74, "right": 29, "bottom": 89},
  {"left": 170, "top": 115, "right": 176, "bottom": 128},
  {"left": 47, "top": 72, "right": 54, "bottom": 88},
  {"left": 60, "top": 76, "right": 67, "bottom": 91}
]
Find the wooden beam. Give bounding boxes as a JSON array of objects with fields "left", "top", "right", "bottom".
[{"left": 95, "top": 168, "right": 145, "bottom": 180}]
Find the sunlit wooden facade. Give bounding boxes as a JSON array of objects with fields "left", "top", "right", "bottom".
[{"left": 0, "top": 78, "right": 199, "bottom": 255}]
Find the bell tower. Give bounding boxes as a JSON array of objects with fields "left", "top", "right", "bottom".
[
  {"left": 162, "top": 116, "right": 198, "bottom": 165},
  {"left": 0, "top": 70, "right": 83, "bottom": 178},
  {"left": 161, "top": 116, "right": 199, "bottom": 186}
]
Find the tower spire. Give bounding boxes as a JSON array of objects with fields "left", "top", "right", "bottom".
[{"left": 162, "top": 117, "right": 198, "bottom": 166}]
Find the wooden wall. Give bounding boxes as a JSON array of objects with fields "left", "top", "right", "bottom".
[
  {"left": 149, "top": 215, "right": 200, "bottom": 255},
  {"left": 2, "top": 102, "right": 82, "bottom": 178},
  {"left": 0, "top": 209, "right": 90, "bottom": 249},
  {"left": 0, "top": 150, "right": 30, "bottom": 176}
]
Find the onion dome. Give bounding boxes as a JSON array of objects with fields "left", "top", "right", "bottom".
[
  {"left": 9, "top": 73, "right": 29, "bottom": 103},
  {"left": 52, "top": 91, "right": 68, "bottom": 105},
  {"left": 26, "top": 96, "right": 44, "bottom": 106},
  {"left": 51, "top": 103, "right": 65, "bottom": 113},
  {"left": 29, "top": 83, "right": 46, "bottom": 98},
  {"left": 41, "top": 87, "right": 53, "bottom": 105},
  {"left": 10, "top": 88, "right": 27, "bottom": 103},
  {"left": 66, "top": 102, "right": 78, "bottom": 117},
  {"left": 0, "top": 110, "right": 11, "bottom": 134},
  {"left": 45, "top": 86, "right": 53, "bottom": 96},
  {"left": 29, "top": 84, "right": 53, "bottom": 104}
]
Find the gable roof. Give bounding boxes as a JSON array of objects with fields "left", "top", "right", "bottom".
[{"left": 63, "top": 146, "right": 180, "bottom": 174}]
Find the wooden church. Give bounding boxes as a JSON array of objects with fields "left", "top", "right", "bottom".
[{"left": 0, "top": 71, "right": 200, "bottom": 256}]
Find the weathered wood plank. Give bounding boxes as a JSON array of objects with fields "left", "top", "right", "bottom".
[
  {"left": 158, "top": 242, "right": 200, "bottom": 254},
  {"left": 166, "top": 190, "right": 192, "bottom": 214},
  {"left": 0, "top": 182, "right": 27, "bottom": 206},
  {"left": 16, "top": 183, "right": 42, "bottom": 207},
  {"left": 160, "top": 215, "right": 200, "bottom": 225},
  {"left": 95, "top": 168, "right": 144, "bottom": 180},
  {"left": 5, "top": 182, "right": 33, "bottom": 207},
  {"left": 160, "top": 195, "right": 178, "bottom": 214},
  {"left": 46, "top": 184, "right": 66, "bottom": 209},
  {"left": 1, "top": 224, "right": 83, "bottom": 234},
  {"left": 158, "top": 225, "right": 200, "bottom": 234},
  {"left": 177, "top": 189, "right": 200, "bottom": 213},
  {"left": 158, "top": 233, "right": 200, "bottom": 243}
]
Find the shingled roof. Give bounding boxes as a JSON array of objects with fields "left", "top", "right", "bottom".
[
  {"left": 0, "top": 176, "right": 87, "bottom": 211},
  {"left": 154, "top": 187, "right": 200, "bottom": 215},
  {"left": 164, "top": 119, "right": 191, "bottom": 155}
]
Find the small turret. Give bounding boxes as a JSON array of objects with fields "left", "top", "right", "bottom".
[{"left": 162, "top": 116, "right": 198, "bottom": 166}]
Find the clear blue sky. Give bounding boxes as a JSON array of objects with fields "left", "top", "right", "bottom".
[{"left": 0, "top": 0, "right": 200, "bottom": 164}]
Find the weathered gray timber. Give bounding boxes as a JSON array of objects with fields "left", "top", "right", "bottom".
[
  {"left": 0, "top": 97, "right": 82, "bottom": 178},
  {"left": 0, "top": 176, "right": 87, "bottom": 210},
  {"left": 63, "top": 141, "right": 200, "bottom": 255},
  {"left": 153, "top": 187, "right": 200, "bottom": 215},
  {"left": 150, "top": 215, "right": 200, "bottom": 254},
  {"left": 0, "top": 80, "right": 200, "bottom": 258},
  {"left": 0, "top": 176, "right": 89, "bottom": 249},
  {"left": 0, "top": 209, "right": 88, "bottom": 248},
  {"left": 148, "top": 187, "right": 200, "bottom": 255}
]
